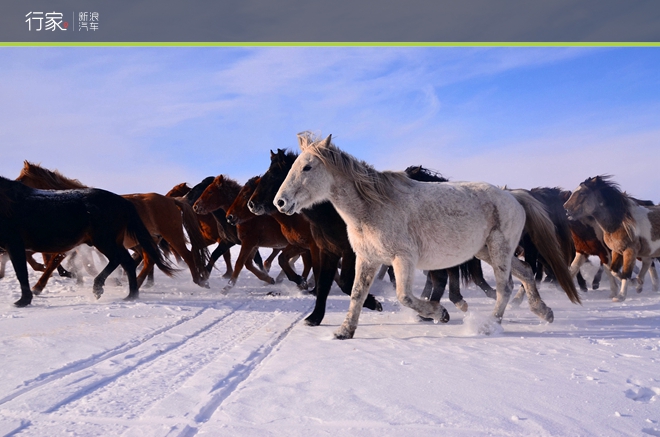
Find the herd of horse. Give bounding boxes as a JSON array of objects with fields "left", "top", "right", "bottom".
[{"left": 1, "top": 132, "right": 659, "bottom": 339}]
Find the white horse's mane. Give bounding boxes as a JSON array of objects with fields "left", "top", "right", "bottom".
[{"left": 297, "top": 131, "right": 413, "bottom": 206}]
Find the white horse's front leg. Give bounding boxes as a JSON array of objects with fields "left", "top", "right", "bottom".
[
  {"left": 334, "top": 257, "right": 379, "bottom": 340},
  {"left": 392, "top": 257, "right": 449, "bottom": 323}
]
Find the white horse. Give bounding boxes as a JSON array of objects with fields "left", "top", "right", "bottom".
[{"left": 274, "top": 133, "right": 580, "bottom": 339}]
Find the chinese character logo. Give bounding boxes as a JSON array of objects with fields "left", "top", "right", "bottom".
[
  {"left": 26, "top": 12, "right": 68, "bottom": 31},
  {"left": 78, "top": 12, "right": 99, "bottom": 31}
]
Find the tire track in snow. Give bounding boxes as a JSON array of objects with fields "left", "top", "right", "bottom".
[
  {"left": 2, "top": 299, "right": 311, "bottom": 436},
  {"left": 0, "top": 304, "right": 215, "bottom": 407},
  {"left": 0, "top": 304, "right": 239, "bottom": 414}
]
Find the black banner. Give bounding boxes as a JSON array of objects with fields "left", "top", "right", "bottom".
[{"left": 2, "top": 0, "right": 660, "bottom": 43}]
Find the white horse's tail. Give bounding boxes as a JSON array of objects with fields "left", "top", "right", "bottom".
[{"left": 509, "top": 189, "right": 581, "bottom": 304}]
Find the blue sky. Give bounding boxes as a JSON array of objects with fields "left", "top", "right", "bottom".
[{"left": 1, "top": 47, "right": 659, "bottom": 200}]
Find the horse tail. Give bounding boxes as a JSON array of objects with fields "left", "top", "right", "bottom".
[
  {"left": 510, "top": 190, "right": 581, "bottom": 304},
  {"left": 173, "top": 198, "right": 210, "bottom": 282},
  {"left": 125, "top": 206, "right": 177, "bottom": 277}
]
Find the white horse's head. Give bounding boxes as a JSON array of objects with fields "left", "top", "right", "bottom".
[{"left": 274, "top": 133, "right": 334, "bottom": 215}]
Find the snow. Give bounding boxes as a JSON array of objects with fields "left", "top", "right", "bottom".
[{"left": 1, "top": 250, "right": 659, "bottom": 437}]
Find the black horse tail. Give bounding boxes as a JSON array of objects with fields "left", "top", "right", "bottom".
[
  {"left": 510, "top": 189, "right": 581, "bottom": 304},
  {"left": 126, "top": 208, "right": 177, "bottom": 277}
]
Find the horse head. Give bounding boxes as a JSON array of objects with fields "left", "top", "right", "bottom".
[
  {"left": 193, "top": 175, "right": 236, "bottom": 215},
  {"left": 274, "top": 133, "right": 334, "bottom": 215},
  {"left": 226, "top": 176, "right": 260, "bottom": 225},
  {"left": 248, "top": 149, "right": 297, "bottom": 216}
]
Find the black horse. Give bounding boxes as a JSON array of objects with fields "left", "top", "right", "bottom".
[
  {"left": 247, "top": 149, "right": 383, "bottom": 326},
  {"left": 0, "top": 176, "right": 174, "bottom": 307}
]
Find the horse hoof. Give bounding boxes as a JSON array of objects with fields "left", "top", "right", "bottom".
[
  {"left": 417, "top": 315, "right": 434, "bottom": 323},
  {"left": 374, "top": 300, "right": 383, "bottom": 312},
  {"left": 304, "top": 314, "right": 322, "bottom": 326},
  {"left": 592, "top": 283, "right": 600, "bottom": 290},
  {"left": 123, "top": 294, "right": 139, "bottom": 301},
  {"left": 455, "top": 300, "right": 468, "bottom": 312},
  {"left": 434, "top": 308, "right": 450, "bottom": 324},
  {"left": 93, "top": 288, "right": 104, "bottom": 299},
  {"left": 612, "top": 295, "right": 626, "bottom": 302},
  {"left": 32, "top": 287, "right": 43, "bottom": 296},
  {"left": 297, "top": 279, "right": 308, "bottom": 291},
  {"left": 544, "top": 308, "right": 554, "bottom": 323},
  {"left": 334, "top": 325, "right": 355, "bottom": 340},
  {"left": 14, "top": 298, "right": 32, "bottom": 307}
]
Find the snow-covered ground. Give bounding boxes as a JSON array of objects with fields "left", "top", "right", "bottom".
[{"left": 1, "top": 249, "right": 659, "bottom": 437}]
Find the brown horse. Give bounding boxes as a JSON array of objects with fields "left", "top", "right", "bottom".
[
  {"left": 225, "top": 176, "right": 314, "bottom": 290},
  {"left": 166, "top": 181, "right": 233, "bottom": 277},
  {"left": 16, "top": 161, "right": 209, "bottom": 290},
  {"left": 168, "top": 179, "right": 282, "bottom": 278},
  {"left": 192, "top": 175, "right": 299, "bottom": 293},
  {"left": 565, "top": 176, "right": 660, "bottom": 301}
]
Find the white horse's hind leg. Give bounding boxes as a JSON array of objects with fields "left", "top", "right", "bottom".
[
  {"left": 334, "top": 257, "right": 380, "bottom": 340},
  {"left": 510, "top": 257, "right": 554, "bottom": 323},
  {"left": 476, "top": 245, "right": 514, "bottom": 326},
  {"left": 391, "top": 257, "right": 449, "bottom": 323}
]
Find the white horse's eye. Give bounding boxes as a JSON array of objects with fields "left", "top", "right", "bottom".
[{"left": 302, "top": 165, "right": 312, "bottom": 172}]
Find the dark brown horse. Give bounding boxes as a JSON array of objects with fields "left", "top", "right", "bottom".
[
  {"left": 193, "top": 175, "right": 298, "bottom": 293},
  {"left": 16, "top": 162, "right": 209, "bottom": 290},
  {"left": 0, "top": 176, "right": 175, "bottom": 306}
]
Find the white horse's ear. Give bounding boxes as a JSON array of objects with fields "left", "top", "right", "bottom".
[
  {"left": 321, "top": 134, "right": 332, "bottom": 148},
  {"left": 297, "top": 132, "right": 309, "bottom": 150}
]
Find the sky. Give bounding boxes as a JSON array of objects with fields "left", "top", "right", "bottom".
[{"left": 1, "top": 47, "right": 659, "bottom": 200}]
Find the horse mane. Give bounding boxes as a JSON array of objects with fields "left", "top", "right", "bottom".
[
  {"left": 404, "top": 165, "right": 448, "bottom": 182},
  {"left": 17, "top": 161, "right": 87, "bottom": 189},
  {"left": 297, "top": 132, "right": 413, "bottom": 206},
  {"left": 272, "top": 149, "right": 298, "bottom": 172},
  {"left": 582, "top": 175, "right": 636, "bottom": 238}
]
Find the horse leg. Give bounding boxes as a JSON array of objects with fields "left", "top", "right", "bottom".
[
  {"left": 447, "top": 267, "right": 468, "bottom": 312},
  {"left": 650, "top": 260, "right": 659, "bottom": 292},
  {"left": 336, "top": 250, "right": 382, "bottom": 312},
  {"left": 305, "top": 250, "right": 341, "bottom": 326},
  {"left": 468, "top": 258, "right": 496, "bottom": 299},
  {"left": 32, "top": 253, "right": 67, "bottom": 294},
  {"left": 600, "top": 264, "right": 620, "bottom": 298},
  {"left": 612, "top": 249, "right": 636, "bottom": 302},
  {"left": 634, "top": 257, "right": 652, "bottom": 294},
  {"left": 119, "top": 249, "right": 139, "bottom": 300},
  {"left": 221, "top": 250, "right": 233, "bottom": 277},
  {"left": 206, "top": 241, "right": 234, "bottom": 273},
  {"left": 0, "top": 251, "right": 7, "bottom": 279},
  {"left": 263, "top": 248, "right": 280, "bottom": 273},
  {"left": 275, "top": 245, "right": 308, "bottom": 289},
  {"left": 7, "top": 243, "right": 33, "bottom": 307},
  {"left": 334, "top": 256, "right": 381, "bottom": 340},
  {"left": 376, "top": 264, "right": 389, "bottom": 281},
  {"left": 226, "top": 244, "right": 274, "bottom": 293},
  {"left": 391, "top": 257, "right": 449, "bottom": 324},
  {"left": 576, "top": 271, "right": 588, "bottom": 292},
  {"left": 419, "top": 269, "right": 448, "bottom": 322},
  {"left": 26, "top": 252, "right": 47, "bottom": 272},
  {"left": 510, "top": 257, "right": 554, "bottom": 322},
  {"left": 90, "top": 255, "right": 121, "bottom": 299},
  {"left": 165, "top": 234, "right": 210, "bottom": 288},
  {"left": 591, "top": 264, "right": 604, "bottom": 290},
  {"left": 476, "top": 240, "right": 517, "bottom": 328}
]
